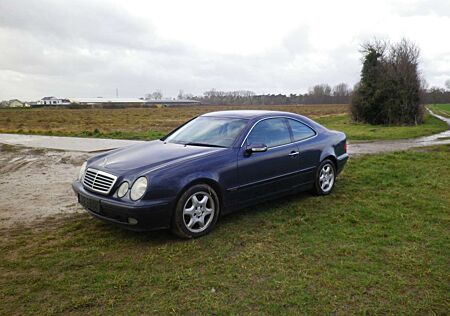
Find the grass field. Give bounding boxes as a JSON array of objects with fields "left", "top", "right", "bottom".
[
  {"left": 316, "top": 113, "right": 447, "bottom": 141},
  {"left": 0, "top": 104, "right": 447, "bottom": 142},
  {"left": 1, "top": 145, "right": 449, "bottom": 315},
  {"left": 429, "top": 104, "right": 450, "bottom": 118}
]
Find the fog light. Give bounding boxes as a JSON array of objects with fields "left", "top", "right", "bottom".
[{"left": 128, "top": 217, "right": 138, "bottom": 225}]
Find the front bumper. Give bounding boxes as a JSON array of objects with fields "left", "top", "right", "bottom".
[{"left": 72, "top": 181, "right": 173, "bottom": 231}]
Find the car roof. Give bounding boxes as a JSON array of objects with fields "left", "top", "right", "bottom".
[{"left": 201, "top": 110, "right": 296, "bottom": 119}]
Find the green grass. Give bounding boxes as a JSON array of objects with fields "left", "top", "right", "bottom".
[
  {"left": 0, "top": 105, "right": 448, "bottom": 142},
  {"left": 1, "top": 145, "right": 449, "bottom": 315},
  {"left": 316, "top": 112, "right": 448, "bottom": 141},
  {"left": 429, "top": 104, "right": 450, "bottom": 118},
  {"left": 4, "top": 112, "right": 447, "bottom": 143}
]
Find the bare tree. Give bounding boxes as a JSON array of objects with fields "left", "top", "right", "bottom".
[
  {"left": 307, "top": 84, "right": 332, "bottom": 103},
  {"left": 144, "top": 90, "right": 163, "bottom": 100},
  {"left": 332, "top": 83, "right": 351, "bottom": 104},
  {"left": 309, "top": 84, "right": 331, "bottom": 96},
  {"left": 332, "top": 83, "right": 350, "bottom": 96}
]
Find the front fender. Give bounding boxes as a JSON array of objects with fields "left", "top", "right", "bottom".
[{"left": 178, "top": 171, "right": 221, "bottom": 191}]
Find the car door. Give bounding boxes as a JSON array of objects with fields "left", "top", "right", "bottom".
[
  {"left": 286, "top": 118, "right": 321, "bottom": 184},
  {"left": 236, "top": 117, "right": 301, "bottom": 203}
]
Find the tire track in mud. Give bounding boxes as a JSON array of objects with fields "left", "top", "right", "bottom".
[{"left": 0, "top": 145, "right": 91, "bottom": 228}]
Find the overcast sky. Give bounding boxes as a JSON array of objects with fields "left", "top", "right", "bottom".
[{"left": 0, "top": 0, "right": 449, "bottom": 100}]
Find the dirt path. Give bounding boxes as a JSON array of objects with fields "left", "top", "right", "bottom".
[
  {"left": 0, "top": 145, "right": 91, "bottom": 228},
  {"left": 0, "top": 133, "right": 143, "bottom": 152},
  {"left": 348, "top": 109, "right": 450, "bottom": 154}
]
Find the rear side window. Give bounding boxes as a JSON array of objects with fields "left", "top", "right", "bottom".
[
  {"left": 288, "top": 119, "right": 316, "bottom": 141},
  {"left": 247, "top": 118, "right": 291, "bottom": 148}
]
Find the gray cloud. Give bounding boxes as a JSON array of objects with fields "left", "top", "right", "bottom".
[
  {"left": 396, "top": 0, "right": 450, "bottom": 17},
  {"left": 0, "top": 0, "right": 448, "bottom": 100}
]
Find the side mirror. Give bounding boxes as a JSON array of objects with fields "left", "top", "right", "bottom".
[{"left": 245, "top": 143, "right": 268, "bottom": 156}]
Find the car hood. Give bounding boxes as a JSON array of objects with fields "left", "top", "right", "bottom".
[{"left": 89, "top": 140, "right": 225, "bottom": 173}]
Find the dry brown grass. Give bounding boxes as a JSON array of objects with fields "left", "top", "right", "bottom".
[{"left": 0, "top": 104, "right": 348, "bottom": 134}]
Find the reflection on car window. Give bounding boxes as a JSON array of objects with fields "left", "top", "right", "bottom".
[
  {"left": 247, "top": 118, "right": 291, "bottom": 148},
  {"left": 165, "top": 117, "right": 247, "bottom": 147},
  {"left": 288, "top": 119, "right": 316, "bottom": 141}
]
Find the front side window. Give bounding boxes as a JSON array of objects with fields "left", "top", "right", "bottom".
[
  {"left": 288, "top": 119, "right": 316, "bottom": 141},
  {"left": 247, "top": 118, "right": 291, "bottom": 148},
  {"left": 165, "top": 116, "right": 247, "bottom": 147}
]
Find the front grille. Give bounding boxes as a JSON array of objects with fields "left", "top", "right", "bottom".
[{"left": 83, "top": 168, "right": 117, "bottom": 194}]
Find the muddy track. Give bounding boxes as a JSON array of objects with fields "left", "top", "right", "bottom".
[
  {"left": 348, "top": 109, "right": 450, "bottom": 155},
  {"left": 0, "top": 145, "right": 90, "bottom": 228}
]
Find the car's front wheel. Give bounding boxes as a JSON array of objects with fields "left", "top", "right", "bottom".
[
  {"left": 314, "top": 159, "right": 336, "bottom": 195},
  {"left": 171, "top": 184, "right": 220, "bottom": 238}
]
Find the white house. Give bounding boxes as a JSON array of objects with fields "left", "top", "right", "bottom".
[
  {"left": 0, "top": 99, "right": 30, "bottom": 108},
  {"left": 37, "top": 96, "right": 70, "bottom": 105}
]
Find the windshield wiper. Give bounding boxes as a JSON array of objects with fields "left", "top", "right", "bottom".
[{"left": 184, "top": 142, "right": 226, "bottom": 148}]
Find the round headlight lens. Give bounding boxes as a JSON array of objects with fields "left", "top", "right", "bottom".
[
  {"left": 78, "top": 162, "right": 87, "bottom": 180},
  {"left": 130, "top": 177, "right": 148, "bottom": 201},
  {"left": 117, "top": 182, "right": 129, "bottom": 198}
]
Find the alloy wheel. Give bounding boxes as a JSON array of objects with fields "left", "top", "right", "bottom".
[
  {"left": 182, "top": 191, "right": 215, "bottom": 233},
  {"left": 319, "top": 163, "right": 335, "bottom": 193}
]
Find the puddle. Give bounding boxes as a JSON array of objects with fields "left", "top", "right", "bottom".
[{"left": 348, "top": 109, "right": 450, "bottom": 155}]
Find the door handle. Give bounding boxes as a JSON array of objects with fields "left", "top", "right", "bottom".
[{"left": 289, "top": 151, "right": 299, "bottom": 157}]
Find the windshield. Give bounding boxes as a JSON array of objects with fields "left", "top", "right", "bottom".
[{"left": 164, "top": 116, "right": 248, "bottom": 147}]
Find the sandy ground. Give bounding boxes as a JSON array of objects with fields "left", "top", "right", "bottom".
[
  {"left": 0, "top": 144, "right": 91, "bottom": 228},
  {"left": 0, "top": 133, "right": 143, "bottom": 152}
]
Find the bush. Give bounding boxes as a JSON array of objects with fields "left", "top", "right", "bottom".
[{"left": 351, "top": 39, "right": 423, "bottom": 125}]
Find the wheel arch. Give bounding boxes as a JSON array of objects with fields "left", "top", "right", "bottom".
[
  {"left": 321, "top": 155, "right": 337, "bottom": 170},
  {"left": 319, "top": 145, "right": 338, "bottom": 170},
  {"left": 176, "top": 177, "right": 224, "bottom": 212}
]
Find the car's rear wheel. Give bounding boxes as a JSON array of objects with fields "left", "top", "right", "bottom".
[
  {"left": 314, "top": 159, "right": 336, "bottom": 195},
  {"left": 171, "top": 184, "right": 220, "bottom": 238}
]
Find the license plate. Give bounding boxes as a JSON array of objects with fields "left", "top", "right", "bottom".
[{"left": 79, "top": 194, "right": 100, "bottom": 213}]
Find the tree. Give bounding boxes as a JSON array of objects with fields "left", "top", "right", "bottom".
[
  {"left": 333, "top": 83, "right": 350, "bottom": 96},
  {"left": 145, "top": 90, "right": 163, "bottom": 100},
  {"left": 351, "top": 39, "right": 423, "bottom": 125},
  {"left": 308, "top": 84, "right": 332, "bottom": 104},
  {"left": 333, "top": 83, "right": 351, "bottom": 104}
]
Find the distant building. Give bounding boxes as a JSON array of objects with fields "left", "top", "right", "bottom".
[
  {"left": 37, "top": 96, "right": 70, "bottom": 105},
  {"left": 0, "top": 99, "right": 30, "bottom": 108},
  {"left": 144, "top": 99, "right": 201, "bottom": 107},
  {"left": 25, "top": 96, "right": 202, "bottom": 108},
  {"left": 69, "top": 97, "right": 145, "bottom": 106}
]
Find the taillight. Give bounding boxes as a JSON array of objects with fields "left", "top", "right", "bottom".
[{"left": 344, "top": 142, "right": 348, "bottom": 153}]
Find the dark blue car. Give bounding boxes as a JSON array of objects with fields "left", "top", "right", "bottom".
[{"left": 72, "top": 110, "right": 348, "bottom": 238}]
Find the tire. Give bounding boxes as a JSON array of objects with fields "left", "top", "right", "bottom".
[
  {"left": 171, "top": 184, "right": 220, "bottom": 239},
  {"left": 313, "top": 159, "right": 336, "bottom": 195}
]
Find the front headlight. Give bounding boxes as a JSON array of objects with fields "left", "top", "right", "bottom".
[
  {"left": 78, "top": 162, "right": 87, "bottom": 180},
  {"left": 130, "top": 177, "right": 148, "bottom": 201}
]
